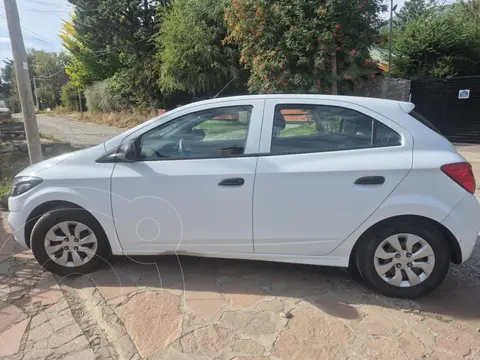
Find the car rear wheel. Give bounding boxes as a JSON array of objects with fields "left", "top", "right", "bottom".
[
  {"left": 31, "top": 207, "right": 111, "bottom": 275},
  {"left": 356, "top": 219, "right": 450, "bottom": 298}
]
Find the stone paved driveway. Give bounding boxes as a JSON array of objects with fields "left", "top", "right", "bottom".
[
  {"left": 1, "top": 146, "right": 480, "bottom": 360},
  {"left": 1, "top": 214, "right": 480, "bottom": 360}
]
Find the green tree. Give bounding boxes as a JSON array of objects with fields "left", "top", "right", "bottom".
[
  {"left": 32, "top": 50, "right": 69, "bottom": 109},
  {"left": 63, "top": 0, "right": 168, "bottom": 109},
  {"left": 392, "top": 2, "right": 480, "bottom": 79},
  {"left": 395, "top": 0, "right": 436, "bottom": 28},
  {"left": 61, "top": 81, "right": 81, "bottom": 111},
  {"left": 156, "top": 0, "right": 245, "bottom": 97},
  {"left": 224, "top": 0, "right": 385, "bottom": 95},
  {"left": 60, "top": 18, "right": 116, "bottom": 88},
  {"left": 0, "top": 60, "right": 20, "bottom": 112}
]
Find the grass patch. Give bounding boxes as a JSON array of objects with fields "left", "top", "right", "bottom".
[
  {"left": 280, "top": 123, "right": 317, "bottom": 137},
  {"left": 39, "top": 132, "right": 62, "bottom": 142},
  {"left": 194, "top": 120, "right": 248, "bottom": 140},
  {"left": 48, "top": 109, "right": 156, "bottom": 129}
]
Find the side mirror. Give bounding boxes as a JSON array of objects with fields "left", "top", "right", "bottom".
[{"left": 123, "top": 140, "right": 137, "bottom": 161}]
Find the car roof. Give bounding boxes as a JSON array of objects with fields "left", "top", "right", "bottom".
[{"left": 175, "top": 94, "right": 414, "bottom": 117}]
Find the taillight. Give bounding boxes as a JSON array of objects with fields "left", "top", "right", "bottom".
[{"left": 441, "top": 162, "right": 476, "bottom": 194}]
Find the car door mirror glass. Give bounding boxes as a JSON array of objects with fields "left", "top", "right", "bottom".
[
  {"left": 120, "top": 140, "right": 137, "bottom": 161},
  {"left": 124, "top": 140, "right": 137, "bottom": 161}
]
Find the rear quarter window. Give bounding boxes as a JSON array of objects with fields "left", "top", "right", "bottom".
[{"left": 409, "top": 111, "right": 442, "bottom": 135}]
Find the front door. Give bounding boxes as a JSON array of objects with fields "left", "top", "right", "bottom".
[
  {"left": 253, "top": 98, "right": 413, "bottom": 256},
  {"left": 110, "top": 100, "right": 264, "bottom": 254}
]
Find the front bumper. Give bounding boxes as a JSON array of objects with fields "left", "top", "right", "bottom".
[
  {"left": 7, "top": 210, "right": 28, "bottom": 248},
  {"left": 442, "top": 194, "right": 480, "bottom": 263}
]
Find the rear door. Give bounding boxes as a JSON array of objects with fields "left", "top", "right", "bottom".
[{"left": 253, "top": 98, "right": 413, "bottom": 256}]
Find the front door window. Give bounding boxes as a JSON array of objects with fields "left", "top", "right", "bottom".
[{"left": 139, "top": 106, "right": 253, "bottom": 160}]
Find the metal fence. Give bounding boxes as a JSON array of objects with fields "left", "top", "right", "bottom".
[{"left": 411, "top": 76, "right": 480, "bottom": 143}]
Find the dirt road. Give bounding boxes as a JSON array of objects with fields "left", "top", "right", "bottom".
[{"left": 34, "top": 114, "right": 123, "bottom": 147}]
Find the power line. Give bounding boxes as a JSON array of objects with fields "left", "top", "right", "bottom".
[
  {"left": 18, "top": 7, "right": 70, "bottom": 13},
  {"left": 21, "top": 0, "right": 72, "bottom": 10},
  {"left": 35, "top": 68, "right": 65, "bottom": 79},
  {"left": 0, "top": 13, "right": 52, "bottom": 43}
]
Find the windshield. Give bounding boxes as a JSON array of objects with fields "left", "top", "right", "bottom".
[
  {"left": 409, "top": 111, "right": 442, "bottom": 135},
  {"left": 0, "top": 101, "right": 7, "bottom": 108}
]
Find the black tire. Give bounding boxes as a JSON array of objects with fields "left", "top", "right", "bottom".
[
  {"left": 355, "top": 218, "right": 450, "bottom": 298},
  {"left": 30, "top": 207, "right": 111, "bottom": 276}
]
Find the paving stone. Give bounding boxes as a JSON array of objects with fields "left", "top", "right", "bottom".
[
  {"left": 355, "top": 311, "right": 399, "bottom": 336},
  {"left": 147, "top": 347, "right": 193, "bottom": 360},
  {"left": 90, "top": 269, "right": 138, "bottom": 301},
  {"left": 30, "top": 273, "right": 63, "bottom": 306},
  {"left": 180, "top": 325, "right": 235, "bottom": 358},
  {"left": 434, "top": 336, "right": 471, "bottom": 357},
  {"left": 232, "top": 339, "right": 264, "bottom": 356},
  {"left": 221, "top": 311, "right": 283, "bottom": 337},
  {"left": 62, "top": 349, "right": 95, "bottom": 360},
  {"left": 46, "top": 323, "right": 83, "bottom": 349},
  {"left": 53, "top": 336, "right": 90, "bottom": 356},
  {"left": 0, "top": 258, "right": 12, "bottom": 275},
  {"left": 48, "top": 308, "right": 76, "bottom": 332},
  {"left": 184, "top": 276, "right": 226, "bottom": 320},
  {"left": 272, "top": 302, "right": 351, "bottom": 360},
  {"left": 253, "top": 297, "right": 285, "bottom": 313},
  {"left": 22, "top": 348, "right": 54, "bottom": 360},
  {"left": 397, "top": 330, "right": 430, "bottom": 359},
  {"left": 0, "top": 302, "right": 25, "bottom": 333},
  {"left": 428, "top": 350, "right": 464, "bottom": 360},
  {"left": 221, "top": 279, "right": 264, "bottom": 308},
  {"left": 117, "top": 291, "right": 182, "bottom": 358},
  {"left": 0, "top": 237, "right": 14, "bottom": 256},
  {"left": 0, "top": 318, "right": 29, "bottom": 356},
  {"left": 362, "top": 337, "right": 405, "bottom": 360}
]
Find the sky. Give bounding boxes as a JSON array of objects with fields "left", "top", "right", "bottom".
[
  {"left": 0, "top": 0, "right": 73, "bottom": 64},
  {"left": 0, "top": 0, "right": 406, "bottom": 66}
]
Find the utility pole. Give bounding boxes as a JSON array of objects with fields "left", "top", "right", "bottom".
[
  {"left": 388, "top": 0, "right": 395, "bottom": 78},
  {"left": 78, "top": 86, "right": 83, "bottom": 117},
  {"left": 331, "top": 52, "right": 338, "bottom": 95},
  {"left": 4, "top": 0, "right": 43, "bottom": 163},
  {"left": 32, "top": 76, "right": 40, "bottom": 111}
]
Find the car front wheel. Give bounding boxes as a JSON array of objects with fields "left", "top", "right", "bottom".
[
  {"left": 356, "top": 219, "right": 450, "bottom": 298},
  {"left": 30, "top": 207, "right": 111, "bottom": 275}
]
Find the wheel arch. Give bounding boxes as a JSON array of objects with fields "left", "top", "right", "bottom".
[
  {"left": 348, "top": 215, "right": 462, "bottom": 269},
  {"left": 24, "top": 200, "right": 111, "bottom": 254}
]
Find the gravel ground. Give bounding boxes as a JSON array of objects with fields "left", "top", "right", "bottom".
[{"left": 33, "top": 114, "right": 124, "bottom": 147}]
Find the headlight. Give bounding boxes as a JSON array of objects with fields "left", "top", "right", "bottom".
[{"left": 11, "top": 176, "right": 43, "bottom": 197}]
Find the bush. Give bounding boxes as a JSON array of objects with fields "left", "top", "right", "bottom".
[
  {"left": 84, "top": 79, "right": 126, "bottom": 113},
  {"left": 61, "top": 81, "right": 80, "bottom": 111},
  {"left": 6, "top": 96, "right": 20, "bottom": 113}
]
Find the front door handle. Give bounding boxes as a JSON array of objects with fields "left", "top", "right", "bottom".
[
  {"left": 218, "top": 178, "right": 245, "bottom": 186},
  {"left": 355, "top": 176, "right": 385, "bottom": 185}
]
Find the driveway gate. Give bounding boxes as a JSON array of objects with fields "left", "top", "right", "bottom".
[{"left": 410, "top": 76, "right": 480, "bottom": 143}]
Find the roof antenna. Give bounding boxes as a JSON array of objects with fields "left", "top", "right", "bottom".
[{"left": 213, "top": 76, "right": 237, "bottom": 99}]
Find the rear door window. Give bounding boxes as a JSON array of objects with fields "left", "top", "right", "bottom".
[{"left": 269, "top": 104, "right": 401, "bottom": 155}]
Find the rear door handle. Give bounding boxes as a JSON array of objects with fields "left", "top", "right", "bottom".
[
  {"left": 355, "top": 176, "right": 385, "bottom": 185},
  {"left": 218, "top": 178, "right": 245, "bottom": 186}
]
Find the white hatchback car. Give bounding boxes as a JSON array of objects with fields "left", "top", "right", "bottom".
[{"left": 8, "top": 95, "right": 480, "bottom": 298}]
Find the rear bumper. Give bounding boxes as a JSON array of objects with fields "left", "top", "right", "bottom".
[
  {"left": 7, "top": 210, "right": 28, "bottom": 248},
  {"left": 442, "top": 194, "right": 480, "bottom": 263}
]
